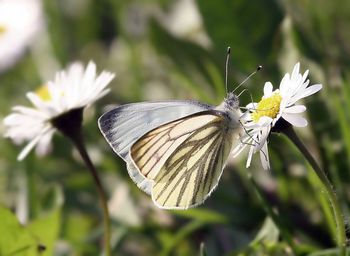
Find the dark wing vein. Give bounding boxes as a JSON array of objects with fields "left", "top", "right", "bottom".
[
  {"left": 155, "top": 132, "right": 221, "bottom": 206},
  {"left": 152, "top": 116, "right": 233, "bottom": 209},
  {"left": 131, "top": 114, "right": 223, "bottom": 179}
]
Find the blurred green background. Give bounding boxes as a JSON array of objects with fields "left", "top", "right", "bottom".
[{"left": 1, "top": 0, "right": 350, "bottom": 255}]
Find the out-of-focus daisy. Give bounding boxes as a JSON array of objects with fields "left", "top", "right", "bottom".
[
  {"left": 0, "top": 0, "right": 43, "bottom": 71},
  {"left": 156, "top": 0, "right": 211, "bottom": 48},
  {"left": 233, "top": 63, "right": 322, "bottom": 169},
  {"left": 3, "top": 61, "right": 115, "bottom": 160}
]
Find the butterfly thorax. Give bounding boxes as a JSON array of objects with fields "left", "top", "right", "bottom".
[
  {"left": 215, "top": 92, "right": 241, "bottom": 130},
  {"left": 216, "top": 92, "right": 239, "bottom": 111}
]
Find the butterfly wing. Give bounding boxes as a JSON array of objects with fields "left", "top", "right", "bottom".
[
  {"left": 98, "top": 100, "right": 213, "bottom": 194},
  {"left": 130, "top": 111, "right": 239, "bottom": 209}
]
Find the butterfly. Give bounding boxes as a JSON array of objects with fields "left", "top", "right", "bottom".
[
  {"left": 98, "top": 91, "right": 244, "bottom": 210},
  {"left": 98, "top": 47, "right": 261, "bottom": 209}
]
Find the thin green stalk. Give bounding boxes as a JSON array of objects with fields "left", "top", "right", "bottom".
[
  {"left": 282, "top": 125, "right": 346, "bottom": 256},
  {"left": 70, "top": 132, "right": 111, "bottom": 256},
  {"left": 200, "top": 242, "right": 207, "bottom": 256},
  {"left": 26, "top": 158, "right": 39, "bottom": 219},
  {"left": 160, "top": 220, "right": 205, "bottom": 256},
  {"left": 52, "top": 108, "right": 111, "bottom": 255},
  {"left": 248, "top": 174, "right": 299, "bottom": 255}
]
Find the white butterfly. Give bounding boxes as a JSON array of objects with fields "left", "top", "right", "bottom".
[{"left": 98, "top": 92, "right": 243, "bottom": 210}]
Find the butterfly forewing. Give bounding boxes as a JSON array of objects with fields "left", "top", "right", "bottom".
[{"left": 98, "top": 101, "right": 213, "bottom": 194}]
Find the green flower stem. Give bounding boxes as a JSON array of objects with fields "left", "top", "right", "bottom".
[
  {"left": 70, "top": 131, "right": 111, "bottom": 256},
  {"left": 282, "top": 125, "right": 346, "bottom": 256},
  {"left": 52, "top": 108, "right": 111, "bottom": 255},
  {"left": 248, "top": 174, "right": 299, "bottom": 255}
]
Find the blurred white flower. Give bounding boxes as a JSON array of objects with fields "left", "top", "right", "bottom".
[
  {"left": 156, "top": 0, "right": 211, "bottom": 48},
  {"left": 108, "top": 180, "right": 142, "bottom": 227},
  {"left": 0, "top": 0, "right": 43, "bottom": 71},
  {"left": 233, "top": 63, "right": 322, "bottom": 169},
  {"left": 3, "top": 61, "right": 115, "bottom": 160}
]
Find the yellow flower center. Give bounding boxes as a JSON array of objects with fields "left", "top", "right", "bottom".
[
  {"left": 0, "top": 25, "right": 6, "bottom": 35},
  {"left": 35, "top": 85, "right": 51, "bottom": 101},
  {"left": 251, "top": 92, "right": 282, "bottom": 122}
]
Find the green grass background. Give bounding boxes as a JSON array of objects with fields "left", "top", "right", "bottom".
[{"left": 1, "top": 0, "right": 350, "bottom": 255}]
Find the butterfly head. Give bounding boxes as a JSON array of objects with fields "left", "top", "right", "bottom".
[{"left": 224, "top": 92, "right": 239, "bottom": 111}]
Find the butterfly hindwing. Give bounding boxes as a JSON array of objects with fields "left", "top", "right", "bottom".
[
  {"left": 130, "top": 111, "right": 237, "bottom": 209},
  {"left": 130, "top": 113, "right": 221, "bottom": 180}
]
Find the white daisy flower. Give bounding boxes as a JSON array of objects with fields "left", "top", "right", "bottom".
[
  {"left": 233, "top": 63, "right": 322, "bottom": 169},
  {"left": 0, "top": 0, "right": 43, "bottom": 71},
  {"left": 3, "top": 61, "right": 115, "bottom": 160}
]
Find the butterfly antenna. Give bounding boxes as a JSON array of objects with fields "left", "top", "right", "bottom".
[
  {"left": 237, "top": 88, "right": 247, "bottom": 98},
  {"left": 225, "top": 47, "right": 231, "bottom": 95},
  {"left": 232, "top": 65, "right": 262, "bottom": 93}
]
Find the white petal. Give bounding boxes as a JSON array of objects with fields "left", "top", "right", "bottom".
[
  {"left": 233, "top": 130, "right": 257, "bottom": 157},
  {"left": 254, "top": 126, "right": 270, "bottom": 152},
  {"left": 296, "top": 84, "right": 323, "bottom": 100},
  {"left": 279, "top": 73, "right": 290, "bottom": 95},
  {"left": 239, "top": 111, "right": 251, "bottom": 122},
  {"left": 83, "top": 61, "right": 97, "bottom": 87},
  {"left": 302, "top": 70, "right": 309, "bottom": 83},
  {"left": 17, "top": 126, "right": 52, "bottom": 161},
  {"left": 284, "top": 105, "right": 306, "bottom": 114},
  {"left": 246, "top": 146, "right": 254, "bottom": 168},
  {"left": 282, "top": 114, "right": 308, "bottom": 127},
  {"left": 258, "top": 116, "right": 273, "bottom": 126},
  {"left": 246, "top": 102, "right": 258, "bottom": 110},
  {"left": 3, "top": 113, "right": 23, "bottom": 125},
  {"left": 17, "top": 133, "right": 43, "bottom": 161},
  {"left": 232, "top": 142, "right": 248, "bottom": 157},
  {"left": 291, "top": 62, "right": 300, "bottom": 80},
  {"left": 26, "top": 92, "right": 46, "bottom": 110},
  {"left": 260, "top": 142, "right": 270, "bottom": 170},
  {"left": 263, "top": 82, "right": 273, "bottom": 96},
  {"left": 35, "top": 129, "right": 54, "bottom": 156},
  {"left": 12, "top": 106, "right": 48, "bottom": 119},
  {"left": 244, "top": 122, "right": 264, "bottom": 129}
]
